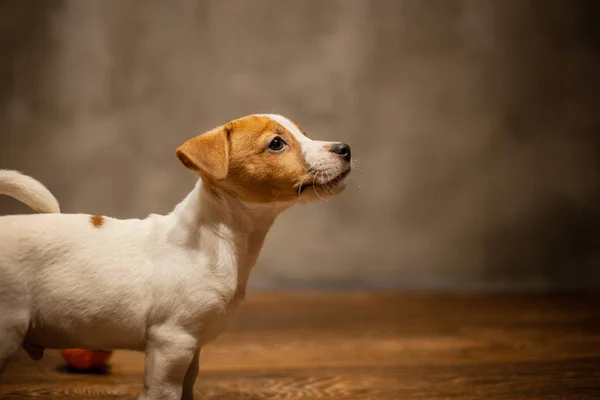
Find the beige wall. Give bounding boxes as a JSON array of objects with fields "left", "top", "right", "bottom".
[{"left": 1, "top": 1, "right": 598, "bottom": 290}]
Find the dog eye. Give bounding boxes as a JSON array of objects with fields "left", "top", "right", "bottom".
[{"left": 268, "top": 137, "right": 286, "bottom": 152}]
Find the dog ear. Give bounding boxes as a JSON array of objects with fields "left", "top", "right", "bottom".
[{"left": 176, "top": 124, "right": 231, "bottom": 182}]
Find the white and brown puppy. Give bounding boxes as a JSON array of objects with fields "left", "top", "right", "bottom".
[{"left": 0, "top": 114, "right": 351, "bottom": 400}]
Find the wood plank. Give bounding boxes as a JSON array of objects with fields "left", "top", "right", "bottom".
[{"left": 1, "top": 292, "right": 599, "bottom": 399}]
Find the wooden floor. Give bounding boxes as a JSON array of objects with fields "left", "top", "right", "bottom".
[{"left": 1, "top": 292, "right": 600, "bottom": 399}]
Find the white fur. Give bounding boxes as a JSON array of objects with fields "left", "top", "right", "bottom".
[
  {"left": 0, "top": 178, "right": 282, "bottom": 400},
  {"left": 0, "top": 115, "right": 350, "bottom": 400},
  {"left": 0, "top": 170, "right": 60, "bottom": 213}
]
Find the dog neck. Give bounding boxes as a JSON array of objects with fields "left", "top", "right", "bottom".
[{"left": 167, "top": 179, "right": 289, "bottom": 286}]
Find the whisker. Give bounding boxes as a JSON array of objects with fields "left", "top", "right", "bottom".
[
  {"left": 349, "top": 176, "right": 362, "bottom": 189},
  {"left": 323, "top": 171, "right": 336, "bottom": 200},
  {"left": 314, "top": 172, "right": 325, "bottom": 201},
  {"left": 270, "top": 189, "right": 280, "bottom": 218},
  {"left": 296, "top": 172, "right": 314, "bottom": 197},
  {"left": 325, "top": 170, "right": 336, "bottom": 194},
  {"left": 351, "top": 160, "right": 364, "bottom": 171}
]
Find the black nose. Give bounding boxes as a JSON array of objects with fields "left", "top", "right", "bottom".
[{"left": 331, "top": 143, "right": 351, "bottom": 162}]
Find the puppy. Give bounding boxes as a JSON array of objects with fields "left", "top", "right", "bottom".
[{"left": 0, "top": 114, "right": 351, "bottom": 400}]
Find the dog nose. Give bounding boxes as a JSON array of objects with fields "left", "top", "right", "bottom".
[{"left": 331, "top": 143, "right": 351, "bottom": 162}]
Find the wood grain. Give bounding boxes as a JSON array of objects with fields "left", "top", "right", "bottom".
[{"left": 1, "top": 292, "right": 599, "bottom": 399}]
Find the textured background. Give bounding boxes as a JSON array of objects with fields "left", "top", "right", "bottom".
[{"left": 0, "top": 0, "right": 598, "bottom": 290}]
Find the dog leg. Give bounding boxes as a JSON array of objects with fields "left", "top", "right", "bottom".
[
  {"left": 0, "top": 317, "right": 28, "bottom": 373},
  {"left": 181, "top": 348, "right": 200, "bottom": 400},
  {"left": 22, "top": 340, "right": 45, "bottom": 361},
  {"left": 138, "top": 326, "right": 197, "bottom": 400},
  {"left": 0, "top": 338, "right": 20, "bottom": 373}
]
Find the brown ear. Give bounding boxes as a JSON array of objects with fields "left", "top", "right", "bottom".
[{"left": 176, "top": 125, "right": 230, "bottom": 182}]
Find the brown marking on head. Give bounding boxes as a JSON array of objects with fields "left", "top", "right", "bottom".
[
  {"left": 90, "top": 215, "right": 105, "bottom": 228},
  {"left": 177, "top": 114, "right": 352, "bottom": 204},
  {"left": 176, "top": 115, "right": 310, "bottom": 203}
]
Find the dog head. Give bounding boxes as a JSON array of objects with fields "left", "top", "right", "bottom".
[{"left": 176, "top": 114, "right": 352, "bottom": 204}]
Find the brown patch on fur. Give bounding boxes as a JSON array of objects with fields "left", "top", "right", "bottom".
[
  {"left": 90, "top": 215, "right": 105, "bottom": 228},
  {"left": 225, "top": 116, "right": 308, "bottom": 202},
  {"left": 177, "top": 115, "right": 310, "bottom": 203}
]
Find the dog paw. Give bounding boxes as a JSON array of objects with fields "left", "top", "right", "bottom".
[{"left": 22, "top": 341, "right": 45, "bottom": 361}]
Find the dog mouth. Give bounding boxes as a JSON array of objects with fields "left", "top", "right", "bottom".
[{"left": 299, "top": 168, "right": 351, "bottom": 194}]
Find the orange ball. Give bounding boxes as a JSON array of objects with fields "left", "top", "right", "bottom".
[{"left": 61, "top": 349, "right": 112, "bottom": 370}]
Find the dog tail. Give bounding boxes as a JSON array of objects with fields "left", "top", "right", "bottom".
[{"left": 0, "top": 170, "right": 60, "bottom": 214}]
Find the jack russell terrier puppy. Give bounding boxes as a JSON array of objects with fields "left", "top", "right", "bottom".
[{"left": 0, "top": 114, "right": 351, "bottom": 399}]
